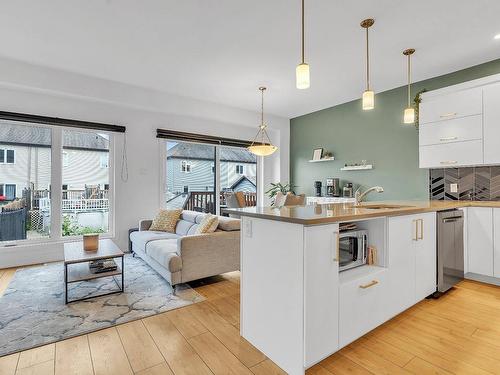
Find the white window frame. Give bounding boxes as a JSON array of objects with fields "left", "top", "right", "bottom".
[
  {"left": 0, "top": 148, "right": 15, "bottom": 164},
  {"left": 0, "top": 124, "right": 115, "bottom": 247},
  {"left": 181, "top": 160, "right": 192, "bottom": 173}
]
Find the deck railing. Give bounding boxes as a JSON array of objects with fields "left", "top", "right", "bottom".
[
  {"left": 183, "top": 191, "right": 257, "bottom": 213},
  {"left": 39, "top": 197, "right": 109, "bottom": 212}
]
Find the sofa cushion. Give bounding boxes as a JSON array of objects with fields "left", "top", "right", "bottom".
[
  {"left": 175, "top": 219, "right": 196, "bottom": 236},
  {"left": 145, "top": 239, "right": 182, "bottom": 273},
  {"left": 130, "top": 230, "right": 180, "bottom": 251},
  {"left": 150, "top": 209, "right": 182, "bottom": 232},
  {"left": 217, "top": 216, "right": 241, "bottom": 231},
  {"left": 180, "top": 210, "right": 203, "bottom": 223},
  {"left": 196, "top": 214, "right": 219, "bottom": 234}
]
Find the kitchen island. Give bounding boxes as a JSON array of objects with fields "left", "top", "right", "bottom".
[{"left": 224, "top": 201, "right": 500, "bottom": 375}]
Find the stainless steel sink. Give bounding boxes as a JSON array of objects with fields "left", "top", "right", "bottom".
[{"left": 354, "top": 204, "right": 415, "bottom": 210}]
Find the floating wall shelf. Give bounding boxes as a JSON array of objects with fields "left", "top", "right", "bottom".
[
  {"left": 308, "top": 157, "right": 335, "bottom": 163},
  {"left": 340, "top": 165, "right": 373, "bottom": 171}
]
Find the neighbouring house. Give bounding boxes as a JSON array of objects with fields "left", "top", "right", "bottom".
[{"left": 0, "top": 122, "right": 110, "bottom": 201}]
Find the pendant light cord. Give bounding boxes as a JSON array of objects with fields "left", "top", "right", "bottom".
[
  {"left": 301, "top": 0, "right": 305, "bottom": 64},
  {"left": 366, "top": 26, "right": 370, "bottom": 90},
  {"left": 407, "top": 54, "right": 411, "bottom": 107}
]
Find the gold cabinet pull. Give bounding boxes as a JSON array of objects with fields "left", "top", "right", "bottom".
[
  {"left": 333, "top": 232, "right": 340, "bottom": 262},
  {"left": 439, "top": 136, "right": 458, "bottom": 142},
  {"left": 418, "top": 219, "right": 424, "bottom": 240},
  {"left": 413, "top": 220, "right": 418, "bottom": 241},
  {"left": 359, "top": 280, "right": 379, "bottom": 289},
  {"left": 440, "top": 112, "right": 457, "bottom": 118}
]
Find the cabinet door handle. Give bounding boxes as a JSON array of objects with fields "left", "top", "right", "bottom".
[
  {"left": 359, "top": 280, "right": 379, "bottom": 289},
  {"left": 440, "top": 161, "right": 458, "bottom": 165},
  {"left": 417, "top": 219, "right": 424, "bottom": 240},
  {"left": 412, "top": 220, "right": 418, "bottom": 241},
  {"left": 440, "top": 112, "right": 457, "bottom": 118},
  {"left": 440, "top": 136, "right": 458, "bottom": 142},
  {"left": 333, "top": 232, "right": 340, "bottom": 262}
]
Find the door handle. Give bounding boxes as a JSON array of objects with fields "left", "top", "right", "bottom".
[{"left": 359, "top": 280, "right": 379, "bottom": 289}]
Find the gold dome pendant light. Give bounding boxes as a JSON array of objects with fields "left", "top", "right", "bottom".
[
  {"left": 403, "top": 48, "right": 416, "bottom": 124},
  {"left": 296, "top": 0, "right": 310, "bottom": 89},
  {"left": 361, "top": 18, "right": 375, "bottom": 110},
  {"left": 248, "top": 87, "right": 278, "bottom": 157}
]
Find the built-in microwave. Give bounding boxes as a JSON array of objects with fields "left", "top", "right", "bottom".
[{"left": 339, "top": 230, "right": 368, "bottom": 272}]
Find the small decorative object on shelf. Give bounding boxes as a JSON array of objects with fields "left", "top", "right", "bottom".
[
  {"left": 309, "top": 149, "right": 335, "bottom": 162},
  {"left": 341, "top": 160, "right": 373, "bottom": 171},
  {"left": 83, "top": 233, "right": 99, "bottom": 252},
  {"left": 312, "top": 148, "right": 324, "bottom": 161}
]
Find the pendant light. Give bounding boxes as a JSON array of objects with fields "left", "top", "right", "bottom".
[
  {"left": 296, "top": 0, "right": 310, "bottom": 89},
  {"left": 248, "top": 87, "right": 278, "bottom": 157},
  {"left": 403, "top": 48, "right": 416, "bottom": 124},
  {"left": 360, "top": 18, "right": 375, "bottom": 110}
]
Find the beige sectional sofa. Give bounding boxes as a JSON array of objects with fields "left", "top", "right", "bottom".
[{"left": 129, "top": 210, "right": 240, "bottom": 286}]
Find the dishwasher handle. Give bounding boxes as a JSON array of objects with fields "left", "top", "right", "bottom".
[{"left": 442, "top": 216, "right": 463, "bottom": 223}]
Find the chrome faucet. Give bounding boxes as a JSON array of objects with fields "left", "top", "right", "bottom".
[{"left": 355, "top": 186, "right": 384, "bottom": 205}]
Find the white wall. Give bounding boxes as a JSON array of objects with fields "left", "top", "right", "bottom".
[{"left": 0, "top": 56, "right": 290, "bottom": 267}]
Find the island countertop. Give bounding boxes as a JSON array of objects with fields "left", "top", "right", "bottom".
[{"left": 223, "top": 200, "right": 500, "bottom": 225}]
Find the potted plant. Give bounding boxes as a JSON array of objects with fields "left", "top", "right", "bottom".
[{"left": 266, "top": 182, "right": 296, "bottom": 206}]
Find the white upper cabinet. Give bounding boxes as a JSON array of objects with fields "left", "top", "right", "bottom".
[
  {"left": 483, "top": 83, "right": 500, "bottom": 165},
  {"left": 418, "top": 75, "right": 500, "bottom": 168},
  {"left": 419, "top": 87, "right": 482, "bottom": 125}
]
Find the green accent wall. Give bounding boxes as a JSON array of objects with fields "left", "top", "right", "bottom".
[{"left": 290, "top": 58, "right": 500, "bottom": 200}]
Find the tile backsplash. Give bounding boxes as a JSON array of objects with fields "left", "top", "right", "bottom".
[{"left": 430, "top": 166, "right": 500, "bottom": 201}]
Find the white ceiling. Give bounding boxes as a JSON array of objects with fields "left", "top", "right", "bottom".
[{"left": 0, "top": 0, "right": 499, "bottom": 118}]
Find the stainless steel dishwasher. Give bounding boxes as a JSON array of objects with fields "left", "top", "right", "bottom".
[{"left": 436, "top": 209, "right": 464, "bottom": 295}]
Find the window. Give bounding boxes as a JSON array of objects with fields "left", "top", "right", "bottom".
[
  {"left": 62, "top": 129, "right": 111, "bottom": 237},
  {"left": 0, "top": 122, "right": 51, "bottom": 242},
  {"left": 0, "top": 149, "right": 15, "bottom": 164},
  {"left": 181, "top": 160, "right": 192, "bottom": 173},
  {"left": 164, "top": 140, "right": 257, "bottom": 214}
]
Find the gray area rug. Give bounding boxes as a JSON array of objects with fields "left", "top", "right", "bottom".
[{"left": 0, "top": 255, "right": 204, "bottom": 357}]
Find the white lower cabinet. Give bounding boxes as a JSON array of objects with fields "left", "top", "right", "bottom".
[
  {"left": 387, "top": 212, "right": 437, "bottom": 316},
  {"left": 494, "top": 209, "right": 500, "bottom": 278},
  {"left": 468, "top": 207, "right": 494, "bottom": 277},
  {"left": 339, "top": 268, "right": 388, "bottom": 347}
]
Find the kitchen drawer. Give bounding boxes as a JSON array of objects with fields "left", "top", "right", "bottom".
[
  {"left": 420, "top": 87, "right": 482, "bottom": 125},
  {"left": 339, "top": 268, "right": 388, "bottom": 348},
  {"left": 419, "top": 140, "right": 483, "bottom": 168},
  {"left": 419, "top": 115, "right": 482, "bottom": 146}
]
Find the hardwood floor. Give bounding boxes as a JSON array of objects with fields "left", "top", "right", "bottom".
[{"left": 1, "top": 269, "right": 500, "bottom": 374}]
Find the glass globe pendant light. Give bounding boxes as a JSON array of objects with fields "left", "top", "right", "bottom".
[
  {"left": 248, "top": 87, "right": 278, "bottom": 157},
  {"left": 403, "top": 48, "right": 416, "bottom": 124}
]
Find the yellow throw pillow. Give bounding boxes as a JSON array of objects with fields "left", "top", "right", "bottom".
[
  {"left": 196, "top": 214, "right": 219, "bottom": 234},
  {"left": 149, "top": 209, "right": 182, "bottom": 233}
]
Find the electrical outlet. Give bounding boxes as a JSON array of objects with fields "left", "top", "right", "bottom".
[{"left": 450, "top": 183, "right": 458, "bottom": 193}]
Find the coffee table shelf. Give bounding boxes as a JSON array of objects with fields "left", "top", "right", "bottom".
[{"left": 67, "top": 263, "right": 122, "bottom": 284}]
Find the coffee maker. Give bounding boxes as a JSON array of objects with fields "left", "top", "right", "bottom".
[
  {"left": 314, "top": 181, "right": 322, "bottom": 197},
  {"left": 326, "top": 178, "right": 340, "bottom": 197}
]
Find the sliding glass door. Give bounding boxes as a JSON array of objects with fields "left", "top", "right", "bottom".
[
  {"left": 165, "top": 141, "right": 216, "bottom": 214},
  {"left": 164, "top": 141, "right": 258, "bottom": 214}
]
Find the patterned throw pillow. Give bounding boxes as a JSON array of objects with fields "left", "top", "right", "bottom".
[
  {"left": 195, "top": 214, "right": 219, "bottom": 234},
  {"left": 149, "top": 209, "right": 182, "bottom": 233}
]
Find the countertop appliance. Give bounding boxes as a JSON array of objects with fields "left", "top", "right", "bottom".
[
  {"left": 436, "top": 209, "right": 464, "bottom": 295},
  {"left": 314, "top": 181, "right": 322, "bottom": 197},
  {"left": 339, "top": 229, "right": 367, "bottom": 272},
  {"left": 343, "top": 183, "right": 354, "bottom": 198},
  {"left": 326, "top": 178, "right": 340, "bottom": 197}
]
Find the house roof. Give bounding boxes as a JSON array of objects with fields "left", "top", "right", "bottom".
[
  {"left": 230, "top": 175, "right": 256, "bottom": 190},
  {"left": 0, "top": 122, "right": 109, "bottom": 151},
  {"left": 167, "top": 142, "right": 256, "bottom": 163}
]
